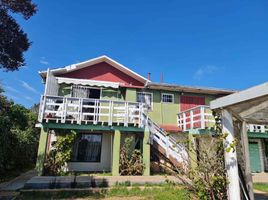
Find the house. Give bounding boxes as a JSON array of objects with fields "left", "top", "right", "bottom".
[{"left": 36, "top": 55, "right": 268, "bottom": 176}]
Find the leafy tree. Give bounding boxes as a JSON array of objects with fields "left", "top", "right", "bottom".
[
  {"left": 0, "top": 87, "right": 39, "bottom": 181},
  {"left": 0, "top": 0, "right": 37, "bottom": 71}
]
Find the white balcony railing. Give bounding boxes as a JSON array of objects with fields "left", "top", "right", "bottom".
[
  {"left": 38, "top": 95, "right": 144, "bottom": 128},
  {"left": 248, "top": 124, "right": 268, "bottom": 133},
  {"left": 177, "top": 105, "right": 215, "bottom": 131},
  {"left": 178, "top": 105, "right": 268, "bottom": 133}
]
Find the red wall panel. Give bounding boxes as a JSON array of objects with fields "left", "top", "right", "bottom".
[{"left": 60, "top": 62, "right": 144, "bottom": 87}]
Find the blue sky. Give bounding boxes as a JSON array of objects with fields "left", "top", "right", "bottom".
[{"left": 1, "top": 0, "right": 268, "bottom": 107}]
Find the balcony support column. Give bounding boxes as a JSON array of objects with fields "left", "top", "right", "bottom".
[
  {"left": 240, "top": 121, "right": 254, "bottom": 200},
  {"left": 36, "top": 126, "right": 49, "bottom": 176},
  {"left": 188, "top": 132, "right": 197, "bottom": 170},
  {"left": 222, "top": 109, "right": 240, "bottom": 200},
  {"left": 112, "top": 129, "right": 121, "bottom": 176},
  {"left": 143, "top": 127, "right": 150, "bottom": 176}
]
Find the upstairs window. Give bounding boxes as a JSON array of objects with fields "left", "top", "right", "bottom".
[
  {"left": 161, "top": 93, "right": 174, "bottom": 103},
  {"left": 137, "top": 92, "right": 153, "bottom": 110},
  {"left": 71, "top": 85, "right": 91, "bottom": 98}
]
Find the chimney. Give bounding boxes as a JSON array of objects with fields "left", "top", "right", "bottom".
[
  {"left": 160, "top": 72, "right": 164, "bottom": 83},
  {"left": 147, "top": 72, "right": 151, "bottom": 81}
]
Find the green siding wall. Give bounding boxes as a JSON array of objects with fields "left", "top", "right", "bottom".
[
  {"left": 57, "top": 83, "right": 217, "bottom": 127},
  {"left": 58, "top": 84, "right": 71, "bottom": 97},
  {"left": 135, "top": 89, "right": 217, "bottom": 126}
]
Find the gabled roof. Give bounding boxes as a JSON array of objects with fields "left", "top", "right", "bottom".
[
  {"left": 39, "top": 55, "right": 150, "bottom": 84},
  {"left": 146, "top": 82, "right": 236, "bottom": 95}
]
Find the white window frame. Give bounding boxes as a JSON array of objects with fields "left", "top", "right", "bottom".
[
  {"left": 161, "top": 93, "right": 174, "bottom": 103},
  {"left": 136, "top": 92, "right": 153, "bottom": 111}
]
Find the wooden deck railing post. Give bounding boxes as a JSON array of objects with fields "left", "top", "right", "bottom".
[
  {"left": 183, "top": 112, "right": 186, "bottom": 131},
  {"left": 190, "top": 110, "right": 193, "bottom": 129},
  {"left": 200, "top": 106, "right": 205, "bottom": 129}
]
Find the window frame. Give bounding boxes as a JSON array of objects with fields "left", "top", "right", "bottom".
[
  {"left": 136, "top": 92, "right": 153, "bottom": 111},
  {"left": 71, "top": 133, "right": 103, "bottom": 163},
  {"left": 71, "top": 85, "right": 102, "bottom": 99},
  {"left": 161, "top": 93, "right": 174, "bottom": 104}
]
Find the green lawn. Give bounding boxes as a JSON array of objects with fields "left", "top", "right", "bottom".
[
  {"left": 254, "top": 183, "right": 268, "bottom": 193},
  {"left": 19, "top": 185, "right": 191, "bottom": 200}
]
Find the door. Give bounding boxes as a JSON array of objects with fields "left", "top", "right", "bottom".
[{"left": 249, "top": 142, "right": 261, "bottom": 172}]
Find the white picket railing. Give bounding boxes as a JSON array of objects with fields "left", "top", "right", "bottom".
[
  {"left": 38, "top": 95, "right": 144, "bottom": 127},
  {"left": 178, "top": 105, "right": 268, "bottom": 133},
  {"left": 177, "top": 105, "right": 215, "bottom": 131},
  {"left": 146, "top": 115, "right": 188, "bottom": 170},
  {"left": 248, "top": 124, "right": 268, "bottom": 133}
]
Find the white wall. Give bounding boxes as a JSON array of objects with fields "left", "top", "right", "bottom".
[{"left": 68, "top": 133, "right": 112, "bottom": 172}]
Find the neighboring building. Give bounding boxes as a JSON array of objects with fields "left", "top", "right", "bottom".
[{"left": 36, "top": 55, "right": 268, "bottom": 175}]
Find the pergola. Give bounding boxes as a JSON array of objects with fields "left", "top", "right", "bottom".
[{"left": 210, "top": 82, "right": 268, "bottom": 200}]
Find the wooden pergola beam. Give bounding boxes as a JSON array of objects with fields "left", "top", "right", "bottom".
[{"left": 240, "top": 101, "right": 268, "bottom": 118}]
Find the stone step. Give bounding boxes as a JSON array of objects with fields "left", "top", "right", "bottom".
[{"left": 24, "top": 175, "right": 183, "bottom": 189}]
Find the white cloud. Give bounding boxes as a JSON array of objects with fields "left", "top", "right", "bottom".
[
  {"left": 4, "top": 86, "right": 20, "bottom": 94},
  {"left": 193, "top": 65, "right": 218, "bottom": 80},
  {"left": 40, "top": 57, "right": 49, "bottom": 65},
  {"left": 20, "top": 80, "right": 40, "bottom": 94}
]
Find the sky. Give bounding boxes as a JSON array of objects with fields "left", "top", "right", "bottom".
[{"left": 1, "top": 0, "right": 268, "bottom": 107}]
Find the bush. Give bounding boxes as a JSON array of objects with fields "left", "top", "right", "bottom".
[
  {"left": 119, "top": 136, "right": 144, "bottom": 175},
  {"left": 43, "top": 131, "right": 77, "bottom": 176}
]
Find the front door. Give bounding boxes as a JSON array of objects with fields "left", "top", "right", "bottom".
[{"left": 249, "top": 142, "right": 261, "bottom": 172}]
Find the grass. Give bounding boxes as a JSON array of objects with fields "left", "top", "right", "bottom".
[
  {"left": 18, "top": 185, "right": 191, "bottom": 200},
  {"left": 254, "top": 183, "right": 268, "bottom": 193}
]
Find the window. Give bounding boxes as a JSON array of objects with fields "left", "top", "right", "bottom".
[
  {"left": 137, "top": 92, "right": 153, "bottom": 110},
  {"left": 71, "top": 85, "right": 91, "bottom": 98},
  {"left": 71, "top": 85, "right": 101, "bottom": 99},
  {"left": 162, "top": 93, "right": 174, "bottom": 103},
  {"left": 72, "top": 133, "right": 102, "bottom": 162}
]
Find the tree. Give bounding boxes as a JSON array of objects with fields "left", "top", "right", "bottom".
[
  {"left": 0, "top": 0, "right": 37, "bottom": 71},
  {"left": 0, "top": 87, "right": 39, "bottom": 181}
]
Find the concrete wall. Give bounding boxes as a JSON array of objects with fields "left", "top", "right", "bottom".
[{"left": 68, "top": 133, "right": 112, "bottom": 172}]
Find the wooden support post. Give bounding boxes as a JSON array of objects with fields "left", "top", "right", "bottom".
[
  {"left": 112, "top": 129, "right": 121, "bottom": 176},
  {"left": 200, "top": 106, "right": 205, "bottom": 129},
  {"left": 222, "top": 109, "right": 240, "bottom": 200},
  {"left": 143, "top": 127, "right": 150, "bottom": 176},
  {"left": 183, "top": 113, "right": 186, "bottom": 131},
  {"left": 241, "top": 121, "right": 255, "bottom": 200},
  {"left": 35, "top": 126, "right": 49, "bottom": 176},
  {"left": 188, "top": 132, "right": 197, "bottom": 170}
]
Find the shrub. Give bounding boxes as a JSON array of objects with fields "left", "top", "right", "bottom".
[
  {"left": 43, "top": 130, "right": 77, "bottom": 176},
  {"left": 119, "top": 136, "right": 144, "bottom": 175}
]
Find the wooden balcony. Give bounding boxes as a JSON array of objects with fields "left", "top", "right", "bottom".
[
  {"left": 38, "top": 95, "right": 144, "bottom": 128},
  {"left": 177, "top": 105, "right": 215, "bottom": 131},
  {"left": 177, "top": 105, "right": 268, "bottom": 133}
]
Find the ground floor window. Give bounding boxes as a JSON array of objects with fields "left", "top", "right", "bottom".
[{"left": 72, "top": 133, "right": 102, "bottom": 162}]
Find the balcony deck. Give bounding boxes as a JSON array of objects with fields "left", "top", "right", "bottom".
[
  {"left": 38, "top": 95, "right": 144, "bottom": 128},
  {"left": 177, "top": 105, "right": 268, "bottom": 134}
]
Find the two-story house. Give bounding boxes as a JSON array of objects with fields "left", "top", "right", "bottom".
[{"left": 36, "top": 55, "right": 268, "bottom": 176}]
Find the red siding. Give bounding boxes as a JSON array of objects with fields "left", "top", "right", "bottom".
[
  {"left": 180, "top": 96, "right": 205, "bottom": 111},
  {"left": 60, "top": 62, "right": 144, "bottom": 87},
  {"left": 180, "top": 96, "right": 205, "bottom": 129}
]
